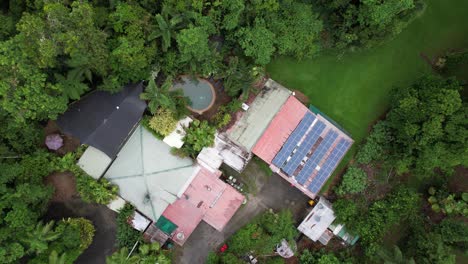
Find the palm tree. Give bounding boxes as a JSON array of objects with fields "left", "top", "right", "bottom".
[
  {"left": 49, "top": 251, "right": 66, "bottom": 264},
  {"left": 21, "top": 221, "right": 62, "bottom": 255},
  {"left": 151, "top": 5, "right": 185, "bottom": 52},
  {"left": 377, "top": 245, "right": 416, "bottom": 264},
  {"left": 106, "top": 248, "right": 140, "bottom": 264},
  {"left": 140, "top": 77, "right": 175, "bottom": 114}
]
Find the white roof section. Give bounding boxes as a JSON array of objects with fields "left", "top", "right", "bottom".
[
  {"left": 197, "top": 147, "right": 223, "bottom": 172},
  {"left": 107, "top": 195, "right": 126, "bottom": 212},
  {"left": 131, "top": 211, "right": 152, "bottom": 232},
  {"left": 227, "top": 79, "right": 291, "bottom": 151},
  {"left": 104, "top": 125, "right": 197, "bottom": 221},
  {"left": 163, "top": 117, "right": 193, "bottom": 149},
  {"left": 198, "top": 133, "right": 252, "bottom": 172},
  {"left": 77, "top": 146, "right": 112, "bottom": 179},
  {"left": 298, "top": 197, "right": 336, "bottom": 244}
]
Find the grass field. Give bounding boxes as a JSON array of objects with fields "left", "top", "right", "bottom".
[{"left": 267, "top": 0, "right": 468, "bottom": 193}]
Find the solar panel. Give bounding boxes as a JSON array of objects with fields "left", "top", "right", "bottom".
[
  {"left": 295, "top": 130, "right": 339, "bottom": 185},
  {"left": 272, "top": 112, "right": 315, "bottom": 168},
  {"left": 282, "top": 121, "right": 326, "bottom": 175},
  {"left": 307, "top": 139, "right": 352, "bottom": 193}
]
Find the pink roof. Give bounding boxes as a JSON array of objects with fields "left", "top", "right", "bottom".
[
  {"left": 203, "top": 184, "right": 244, "bottom": 231},
  {"left": 160, "top": 198, "right": 204, "bottom": 245},
  {"left": 252, "top": 96, "right": 308, "bottom": 164},
  {"left": 162, "top": 166, "right": 244, "bottom": 245}
]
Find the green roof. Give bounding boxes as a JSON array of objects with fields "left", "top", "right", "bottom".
[{"left": 155, "top": 215, "right": 178, "bottom": 235}]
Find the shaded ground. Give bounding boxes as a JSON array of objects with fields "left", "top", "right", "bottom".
[
  {"left": 268, "top": 0, "right": 468, "bottom": 193},
  {"left": 44, "top": 171, "right": 78, "bottom": 202},
  {"left": 173, "top": 161, "right": 310, "bottom": 264},
  {"left": 43, "top": 199, "right": 118, "bottom": 264},
  {"left": 43, "top": 170, "right": 117, "bottom": 264}
]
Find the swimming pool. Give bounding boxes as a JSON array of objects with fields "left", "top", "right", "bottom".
[{"left": 172, "top": 76, "right": 215, "bottom": 114}]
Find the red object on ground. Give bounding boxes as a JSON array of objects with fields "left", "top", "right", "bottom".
[
  {"left": 220, "top": 244, "right": 228, "bottom": 252},
  {"left": 252, "top": 96, "right": 308, "bottom": 164}
]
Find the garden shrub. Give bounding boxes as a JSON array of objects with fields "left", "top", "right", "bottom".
[
  {"left": 116, "top": 204, "right": 142, "bottom": 249},
  {"left": 227, "top": 210, "right": 297, "bottom": 257},
  {"left": 182, "top": 120, "right": 216, "bottom": 157},
  {"left": 332, "top": 199, "right": 359, "bottom": 227},
  {"left": 211, "top": 99, "right": 242, "bottom": 129},
  {"left": 148, "top": 108, "right": 178, "bottom": 136},
  {"left": 355, "top": 121, "right": 389, "bottom": 165},
  {"left": 75, "top": 174, "right": 118, "bottom": 205},
  {"left": 29, "top": 218, "right": 95, "bottom": 264},
  {"left": 335, "top": 167, "right": 368, "bottom": 195},
  {"left": 107, "top": 242, "right": 171, "bottom": 264},
  {"left": 64, "top": 218, "right": 95, "bottom": 250},
  {"left": 141, "top": 116, "right": 164, "bottom": 140},
  {"left": 427, "top": 187, "right": 468, "bottom": 216},
  {"left": 52, "top": 152, "right": 118, "bottom": 204}
]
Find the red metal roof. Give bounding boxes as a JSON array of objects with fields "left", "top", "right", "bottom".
[
  {"left": 162, "top": 166, "right": 244, "bottom": 245},
  {"left": 252, "top": 96, "right": 308, "bottom": 164}
]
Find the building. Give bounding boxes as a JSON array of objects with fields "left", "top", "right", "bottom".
[
  {"left": 57, "top": 84, "right": 244, "bottom": 246},
  {"left": 298, "top": 197, "right": 359, "bottom": 246},
  {"left": 225, "top": 79, "right": 353, "bottom": 199},
  {"left": 103, "top": 124, "right": 198, "bottom": 222},
  {"left": 158, "top": 166, "right": 244, "bottom": 245},
  {"left": 298, "top": 197, "right": 336, "bottom": 245}
]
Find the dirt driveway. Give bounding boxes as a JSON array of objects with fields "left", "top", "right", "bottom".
[
  {"left": 43, "top": 199, "right": 117, "bottom": 264},
  {"left": 173, "top": 162, "right": 310, "bottom": 264},
  {"left": 43, "top": 171, "right": 118, "bottom": 264}
]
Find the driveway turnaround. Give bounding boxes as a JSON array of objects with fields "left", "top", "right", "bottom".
[{"left": 173, "top": 172, "right": 310, "bottom": 264}]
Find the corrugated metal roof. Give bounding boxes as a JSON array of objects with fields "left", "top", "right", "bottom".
[
  {"left": 252, "top": 96, "right": 308, "bottom": 164},
  {"left": 227, "top": 79, "right": 291, "bottom": 151},
  {"left": 104, "top": 125, "right": 197, "bottom": 222}
]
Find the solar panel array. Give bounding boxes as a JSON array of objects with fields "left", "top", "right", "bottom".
[
  {"left": 307, "top": 139, "right": 352, "bottom": 193},
  {"left": 272, "top": 112, "right": 315, "bottom": 168},
  {"left": 295, "top": 130, "right": 339, "bottom": 185},
  {"left": 282, "top": 121, "right": 326, "bottom": 175}
]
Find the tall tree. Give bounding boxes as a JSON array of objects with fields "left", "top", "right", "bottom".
[
  {"left": 235, "top": 18, "right": 275, "bottom": 65},
  {"left": 267, "top": 1, "right": 323, "bottom": 59},
  {"left": 107, "top": 3, "right": 157, "bottom": 89},
  {"left": 153, "top": 5, "right": 185, "bottom": 52},
  {"left": 316, "top": 0, "right": 425, "bottom": 50},
  {"left": 385, "top": 75, "right": 467, "bottom": 176}
]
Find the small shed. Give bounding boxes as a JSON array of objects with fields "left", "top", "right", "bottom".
[{"left": 297, "top": 197, "right": 336, "bottom": 245}]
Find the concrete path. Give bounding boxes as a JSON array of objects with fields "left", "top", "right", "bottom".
[{"left": 173, "top": 168, "right": 310, "bottom": 264}]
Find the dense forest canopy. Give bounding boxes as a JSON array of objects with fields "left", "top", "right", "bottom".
[{"left": 0, "top": 0, "right": 424, "bottom": 125}]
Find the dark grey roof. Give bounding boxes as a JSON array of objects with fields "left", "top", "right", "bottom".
[{"left": 57, "top": 83, "right": 147, "bottom": 158}]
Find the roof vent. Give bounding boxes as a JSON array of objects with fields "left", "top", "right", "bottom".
[
  {"left": 143, "top": 193, "right": 151, "bottom": 204},
  {"left": 176, "top": 232, "right": 185, "bottom": 240}
]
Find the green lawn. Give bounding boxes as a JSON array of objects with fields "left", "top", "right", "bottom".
[{"left": 267, "top": 0, "right": 468, "bottom": 192}]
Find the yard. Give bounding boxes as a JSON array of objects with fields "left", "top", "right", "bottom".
[{"left": 267, "top": 0, "right": 468, "bottom": 193}]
